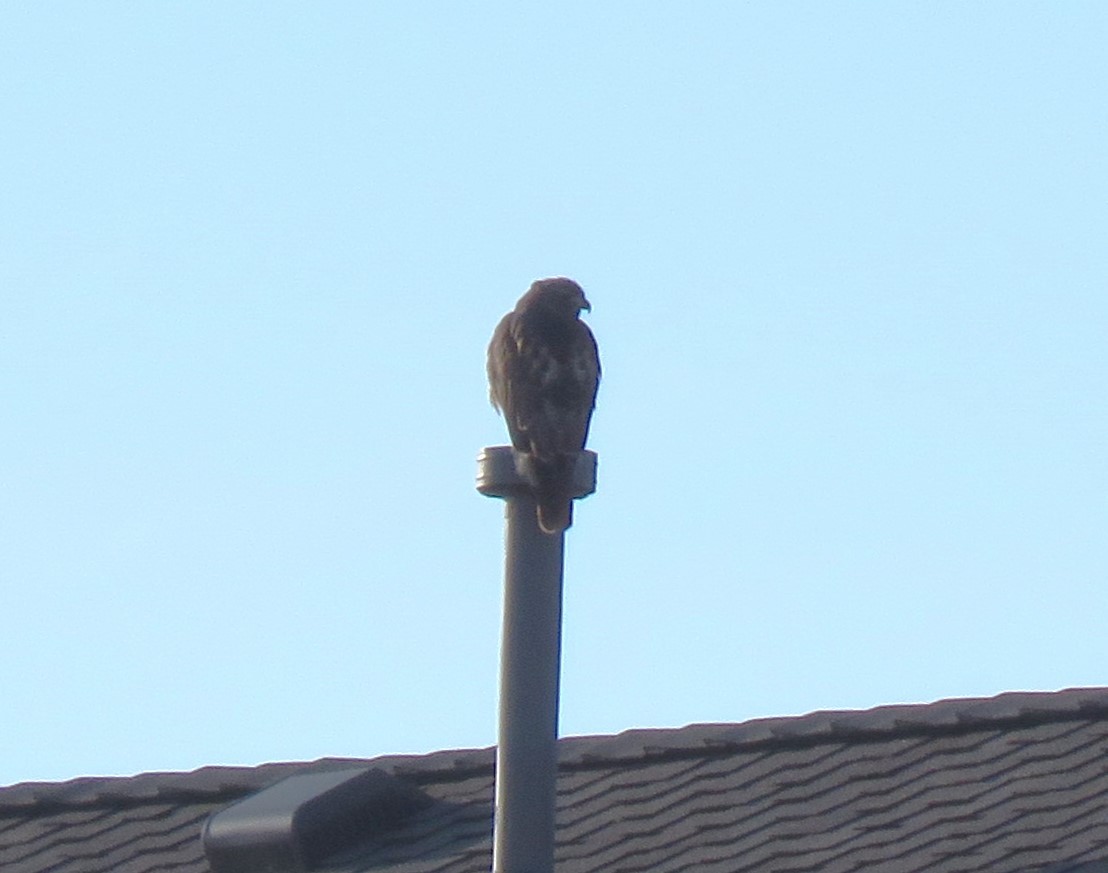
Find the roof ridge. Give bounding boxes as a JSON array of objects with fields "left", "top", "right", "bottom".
[
  {"left": 557, "top": 686, "right": 1108, "bottom": 768},
  {"left": 4, "top": 686, "right": 1106, "bottom": 811}
]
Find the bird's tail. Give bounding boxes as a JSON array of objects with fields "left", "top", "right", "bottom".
[{"left": 527, "top": 453, "right": 575, "bottom": 535}]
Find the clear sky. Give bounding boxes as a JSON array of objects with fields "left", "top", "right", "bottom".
[{"left": 2, "top": 3, "right": 1105, "bottom": 787}]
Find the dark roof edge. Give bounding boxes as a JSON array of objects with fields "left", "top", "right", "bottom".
[
  {"left": 557, "top": 686, "right": 1108, "bottom": 770},
  {"left": 4, "top": 686, "right": 1106, "bottom": 811}
]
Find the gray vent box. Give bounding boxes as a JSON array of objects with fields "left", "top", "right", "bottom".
[{"left": 202, "top": 767, "right": 430, "bottom": 873}]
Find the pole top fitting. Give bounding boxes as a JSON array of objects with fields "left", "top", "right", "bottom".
[{"left": 476, "top": 446, "right": 598, "bottom": 501}]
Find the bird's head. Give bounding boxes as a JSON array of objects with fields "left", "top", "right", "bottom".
[{"left": 523, "top": 277, "right": 591, "bottom": 318}]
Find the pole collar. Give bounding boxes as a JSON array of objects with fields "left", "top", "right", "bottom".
[{"left": 476, "top": 447, "right": 598, "bottom": 501}]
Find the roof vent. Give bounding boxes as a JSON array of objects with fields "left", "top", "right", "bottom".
[{"left": 202, "top": 767, "right": 430, "bottom": 873}]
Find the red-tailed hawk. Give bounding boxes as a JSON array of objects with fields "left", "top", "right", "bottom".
[{"left": 488, "top": 278, "right": 600, "bottom": 534}]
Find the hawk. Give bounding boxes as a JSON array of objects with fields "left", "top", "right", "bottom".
[{"left": 488, "top": 278, "right": 601, "bottom": 534}]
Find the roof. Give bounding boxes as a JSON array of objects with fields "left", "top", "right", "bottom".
[{"left": 5, "top": 687, "right": 1108, "bottom": 873}]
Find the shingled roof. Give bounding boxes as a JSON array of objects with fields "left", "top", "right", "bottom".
[{"left": 4, "top": 687, "right": 1108, "bottom": 873}]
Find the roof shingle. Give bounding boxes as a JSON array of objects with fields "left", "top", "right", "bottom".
[{"left": 4, "top": 688, "right": 1108, "bottom": 873}]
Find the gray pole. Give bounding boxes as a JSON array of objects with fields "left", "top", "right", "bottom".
[{"left": 477, "top": 447, "right": 597, "bottom": 873}]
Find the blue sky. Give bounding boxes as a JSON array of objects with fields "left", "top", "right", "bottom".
[{"left": 1, "top": 3, "right": 1105, "bottom": 787}]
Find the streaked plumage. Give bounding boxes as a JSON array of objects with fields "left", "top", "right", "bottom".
[{"left": 487, "top": 278, "right": 600, "bottom": 533}]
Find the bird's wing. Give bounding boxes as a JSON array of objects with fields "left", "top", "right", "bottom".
[{"left": 487, "top": 310, "right": 537, "bottom": 451}]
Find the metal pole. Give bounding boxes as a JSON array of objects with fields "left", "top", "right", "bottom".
[{"left": 477, "top": 447, "right": 597, "bottom": 873}]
